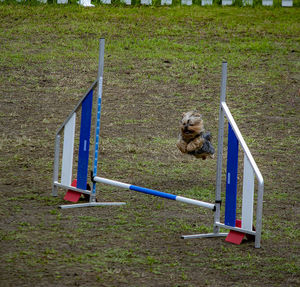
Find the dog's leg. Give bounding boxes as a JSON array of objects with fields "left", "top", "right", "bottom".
[
  {"left": 186, "top": 137, "right": 205, "bottom": 152},
  {"left": 194, "top": 153, "right": 207, "bottom": 160},
  {"left": 177, "top": 139, "right": 188, "bottom": 153}
]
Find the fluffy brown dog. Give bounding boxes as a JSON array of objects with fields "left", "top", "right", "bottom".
[{"left": 176, "top": 111, "right": 215, "bottom": 160}]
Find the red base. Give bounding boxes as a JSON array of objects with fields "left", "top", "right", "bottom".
[
  {"left": 225, "top": 219, "right": 245, "bottom": 245},
  {"left": 225, "top": 219, "right": 256, "bottom": 245},
  {"left": 64, "top": 179, "right": 82, "bottom": 203}
]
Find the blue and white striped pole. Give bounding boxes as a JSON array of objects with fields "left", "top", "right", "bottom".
[
  {"left": 93, "top": 176, "right": 216, "bottom": 210},
  {"left": 91, "top": 38, "right": 105, "bottom": 203}
]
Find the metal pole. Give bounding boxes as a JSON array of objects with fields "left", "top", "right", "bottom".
[
  {"left": 52, "top": 135, "right": 60, "bottom": 196},
  {"left": 213, "top": 61, "right": 227, "bottom": 234},
  {"left": 60, "top": 202, "right": 126, "bottom": 209},
  {"left": 91, "top": 38, "right": 105, "bottom": 203},
  {"left": 182, "top": 61, "right": 229, "bottom": 240},
  {"left": 255, "top": 180, "right": 264, "bottom": 248}
]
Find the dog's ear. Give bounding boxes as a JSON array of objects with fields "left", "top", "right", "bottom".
[{"left": 182, "top": 112, "right": 186, "bottom": 118}]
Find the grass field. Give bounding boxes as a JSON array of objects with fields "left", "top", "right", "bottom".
[{"left": 0, "top": 3, "right": 299, "bottom": 286}]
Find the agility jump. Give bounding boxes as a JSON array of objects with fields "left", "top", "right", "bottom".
[{"left": 52, "top": 39, "right": 264, "bottom": 248}]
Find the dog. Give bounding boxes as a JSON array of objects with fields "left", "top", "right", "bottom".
[{"left": 176, "top": 111, "right": 215, "bottom": 160}]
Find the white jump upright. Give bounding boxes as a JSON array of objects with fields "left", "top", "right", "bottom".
[
  {"left": 182, "top": 62, "right": 264, "bottom": 248},
  {"left": 52, "top": 38, "right": 126, "bottom": 209},
  {"left": 52, "top": 40, "right": 264, "bottom": 248}
]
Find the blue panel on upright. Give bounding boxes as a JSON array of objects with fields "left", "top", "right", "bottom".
[
  {"left": 77, "top": 89, "right": 94, "bottom": 190},
  {"left": 225, "top": 123, "right": 239, "bottom": 227}
]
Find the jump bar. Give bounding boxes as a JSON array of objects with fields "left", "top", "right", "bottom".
[
  {"left": 59, "top": 202, "right": 126, "bottom": 209},
  {"left": 93, "top": 176, "right": 216, "bottom": 210}
]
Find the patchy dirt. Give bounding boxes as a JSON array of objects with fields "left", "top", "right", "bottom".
[{"left": 0, "top": 5, "right": 299, "bottom": 287}]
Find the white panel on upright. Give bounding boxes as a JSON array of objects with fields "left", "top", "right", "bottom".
[
  {"left": 161, "top": 0, "right": 172, "bottom": 4},
  {"left": 122, "top": 0, "right": 131, "bottom": 4},
  {"left": 181, "top": 0, "right": 192, "bottom": 5},
  {"left": 61, "top": 113, "right": 76, "bottom": 186},
  {"left": 241, "top": 154, "right": 255, "bottom": 231},
  {"left": 57, "top": 0, "right": 68, "bottom": 3}
]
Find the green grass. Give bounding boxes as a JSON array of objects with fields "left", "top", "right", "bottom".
[{"left": 0, "top": 3, "right": 299, "bottom": 287}]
